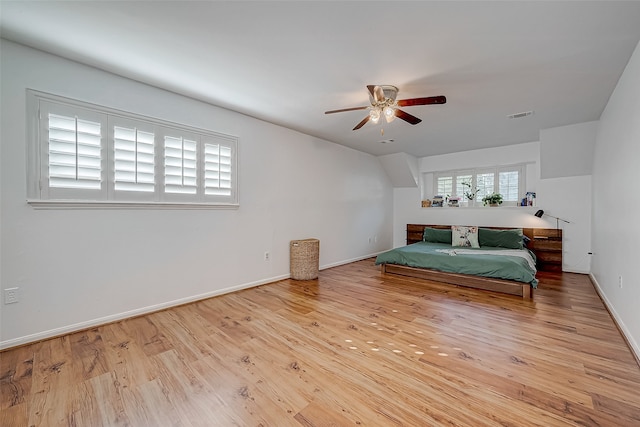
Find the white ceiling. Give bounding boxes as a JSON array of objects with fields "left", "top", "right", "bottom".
[{"left": 2, "top": 1, "right": 640, "bottom": 158}]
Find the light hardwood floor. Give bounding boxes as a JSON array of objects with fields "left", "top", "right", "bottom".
[{"left": 2, "top": 259, "right": 640, "bottom": 426}]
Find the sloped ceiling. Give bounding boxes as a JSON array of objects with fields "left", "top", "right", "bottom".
[{"left": 2, "top": 1, "right": 640, "bottom": 157}]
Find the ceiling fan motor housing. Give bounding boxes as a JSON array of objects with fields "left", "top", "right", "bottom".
[{"left": 369, "top": 85, "right": 399, "bottom": 104}]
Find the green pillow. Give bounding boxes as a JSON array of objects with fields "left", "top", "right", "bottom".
[
  {"left": 478, "top": 228, "right": 524, "bottom": 249},
  {"left": 423, "top": 227, "right": 452, "bottom": 244}
]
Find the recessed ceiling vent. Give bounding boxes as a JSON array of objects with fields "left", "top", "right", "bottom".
[
  {"left": 507, "top": 110, "right": 534, "bottom": 119},
  {"left": 378, "top": 139, "right": 395, "bottom": 144}
]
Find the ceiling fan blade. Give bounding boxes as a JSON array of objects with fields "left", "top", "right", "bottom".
[
  {"left": 367, "top": 85, "right": 385, "bottom": 103},
  {"left": 396, "top": 95, "right": 447, "bottom": 107},
  {"left": 325, "top": 106, "right": 369, "bottom": 114},
  {"left": 395, "top": 109, "right": 422, "bottom": 125},
  {"left": 353, "top": 115, "right": 370, "bottom": 130}
]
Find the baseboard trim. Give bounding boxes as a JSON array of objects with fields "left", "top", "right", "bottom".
[
  {"left": 589, "top": 273, "right": 640, "bottom": 368},
  {"left": 320, "top": 251, "right": 383, "bottom": 270},
  {"left": 0, "top": 252, "right": 386, "bottom": 351},
  {"left": 0, "top": 273, "right": 289, "bottom": 351},
  {"left": 562, "top": 267, "right": 590, "bottom": 274}
]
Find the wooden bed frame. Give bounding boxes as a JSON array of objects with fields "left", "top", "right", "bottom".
[{"left": 379, "top": 224, "right": 562, "bottom": 299}]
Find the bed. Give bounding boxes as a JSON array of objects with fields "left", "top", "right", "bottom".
[{"left": 376, "top": 224, "right": 561, "bottom": 299}]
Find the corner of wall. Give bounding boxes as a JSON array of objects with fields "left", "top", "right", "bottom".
[{"left": 378, "top": 152, "right": 419, "bottom": 188}]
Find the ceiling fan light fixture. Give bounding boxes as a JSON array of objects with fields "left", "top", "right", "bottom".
[
  {"left": 369, "top": 108, "right": 381, "bottom": 124},
  {"left": 384, "top": 106, "right": 396, "bottom": 123}
]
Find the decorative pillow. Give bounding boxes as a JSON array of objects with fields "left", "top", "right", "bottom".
[
  {"left": 478, "top": 228, "right": 524, "bottom": 249},
  {"left": 423, "top": 227, "right": 452, "bottom": 244},
  {"left": 451, "top": 225, "right": 479, "bottom": 248}
]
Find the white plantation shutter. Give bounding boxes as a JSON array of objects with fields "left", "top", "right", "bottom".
[
  {"left": 205, "top": 143, "right": 233, "bottom": 196},
  {"left": 48, "top": 113, "right": 102, "bottom": 190},
  {"left": 29, "top": 90, "right": 238, "bottom": 207},
  {"left": 454, "top": 173, "right": 472, "bottom": 199},
  {"left": 164, "top": 135, "right": 197, "bottom": 194},
  {"left": 475, "top": 171, "right": 495, "bottom": 201},
  {"left": 436, "top": 175, "right": 452, "bottom": 196},
  {"left": 498, "top": 166, "right": 523, "bottom": 205},
  {"left": 114, "top": 126, "right": 155, "bottom": 192}
]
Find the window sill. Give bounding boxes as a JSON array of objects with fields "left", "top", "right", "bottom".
[
  {"left": 424, "top": 205, "right": 537, "bottom": 209},
  {"left": 27, "top": 200, "right": 239, "bottom": 210}
]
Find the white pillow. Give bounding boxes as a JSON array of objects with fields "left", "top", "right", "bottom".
[{"left": 452, "top": 225, "right": 479, "bottom": 248}]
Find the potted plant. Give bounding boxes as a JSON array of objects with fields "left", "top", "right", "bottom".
[
  {"left": 461, "top": 181, "right": 479, "bottom": 207},
  {"left": 482, "top": 193, "right": 503, "bottom": 206}
]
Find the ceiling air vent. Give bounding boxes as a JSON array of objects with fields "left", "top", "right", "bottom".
[
  {"left": 507, "top": 110, "right": 534, "bottom": 119},
  {"left": 378, "top": 139, "right": 395, "bottom": 144}
]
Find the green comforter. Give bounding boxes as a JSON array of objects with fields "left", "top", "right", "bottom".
[{"left": 375, "top": 241, "right": 538, "bottom": 287}]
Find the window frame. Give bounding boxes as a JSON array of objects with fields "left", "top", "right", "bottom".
[
  {"left": 27, "top": 90, "right": 239, "bottom": 209},
  {"left": 430, "top": 164, "right": 526, "bottom": 207}
]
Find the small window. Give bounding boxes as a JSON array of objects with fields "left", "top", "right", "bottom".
[
  {"left": 113, "top": 125, "right": 155, "bottom": 193},
  {"left": 27, "top": 90, "right": 238, "bottom": 208},
  {"left": 164, "top": 135, "right": 198, "bottom": 195}
]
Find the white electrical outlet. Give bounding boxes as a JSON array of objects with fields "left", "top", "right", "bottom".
[
  {"left": 264, "top": 252, "right": 270, "bottom": 261},
  {"left": 4, "top": 287, "right": 19, "bottom": 304}
]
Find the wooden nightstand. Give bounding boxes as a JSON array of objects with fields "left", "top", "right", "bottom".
[{"left": 529, "top": 230, "right": 563, "bottom": 272}]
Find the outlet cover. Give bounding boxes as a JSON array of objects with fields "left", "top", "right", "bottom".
[{"left": 5, "top": 287, "right": 18, "bottom": 304}]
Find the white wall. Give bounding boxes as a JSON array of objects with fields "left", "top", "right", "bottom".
[
  {"left": 0, "top": 40, "right": 393, "bottom": 348},
  {"left": 393, "top": 140, "right": 592, "bottom": 273},
  {"left": 540, "top": 121, "right": 597, "bottom": 179},
  {"left": 378, "top": 152, "right": 419, "bottom": 188},
  {"left": 536, "top": 121, "right": 596, "bottom": 273},
  {"left": 591, "top": 40, "right": 640, "bottom": 358},
  {"left": 536, "top": 175, "right": 592, "bottom": 273}
]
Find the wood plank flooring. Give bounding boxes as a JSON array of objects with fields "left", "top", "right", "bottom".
[{"left": 2, "top": 259, "right": 640, "bottom": 426}]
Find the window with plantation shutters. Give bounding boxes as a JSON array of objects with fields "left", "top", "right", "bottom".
[
  {"left": 475, "top": 171, "right": 495, "bottom": 201},
  {"left": 164, "top": 135, "right": 197, "bottom": 195},
  {"left": 47, "top": 113, "right": 102, "bottom": 190},
  {"left": 454, "top": 173, "right": 472, "bottom": 200},
  {"left": 113, "top": 125, "right": 155, "bottom": 193},
  {"left": 436, "top": 176, "right": 452, "bottom": 198},
  {"left": 431, "top": 164, "right": 525, "bottom": 206},
  {"left": 205, "top": 142, "right": 233, "bottom": 196},
  {"left": 498, "top": 167, "right": 520, "bottom": 203},
  {"left": 28, "top": 90, "right": 238, "bottom": 208}
]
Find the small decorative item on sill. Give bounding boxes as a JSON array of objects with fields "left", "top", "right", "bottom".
[
  {"left": 526, "top": 191, "right": 536, "bottom": 206},
  {"left": 448, "top": 197, "right": 460, "bottom": 207},
  {"left": 432, "top": 195, "right": 444, "bottom": 207},
  {"left": 482, "top": 192, "right": 503, "bottom": 206},
  {"left": 421, "top": 199, "right": 432, "bottom": 208}
]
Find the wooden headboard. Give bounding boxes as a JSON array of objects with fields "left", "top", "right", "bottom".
[{"left": 406, "top": 224, "right": 562, "bottom": 272}]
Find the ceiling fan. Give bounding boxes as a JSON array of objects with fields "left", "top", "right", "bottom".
[{"left": 325, "top": 85, "right": 446, "bottom": 130}]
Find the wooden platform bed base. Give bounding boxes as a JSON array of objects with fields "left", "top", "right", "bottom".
[{"left": 381, "top": 263, "right": 532, "bottom": 299}]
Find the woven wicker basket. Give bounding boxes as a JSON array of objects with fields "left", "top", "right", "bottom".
[{"left": 290, "top": 238, "right": 319, "bottom": 280}]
